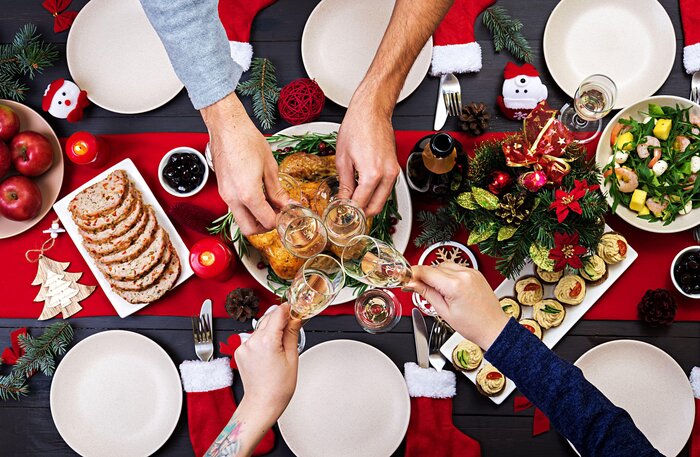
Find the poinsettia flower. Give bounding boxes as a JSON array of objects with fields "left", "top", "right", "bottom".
[
  {"left": 548, "top": 232, "right": 587, "bottom": 270},
  {"left": 550, "top": 187, "right": 585, "bottom": 223},
  {"left": 574, "top": 179, "right": 600, "bottom": 193}
]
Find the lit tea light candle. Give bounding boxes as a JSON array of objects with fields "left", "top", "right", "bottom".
[
  {"left": 189, "top": 237, "right": 235, "bottom": 281},
  {"left": 65, "top": 131, "right": 108, "bottom": 167}
]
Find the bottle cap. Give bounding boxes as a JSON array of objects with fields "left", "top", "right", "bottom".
[{"left": 429, "top": 132, "right": 455, "bottom": 158}]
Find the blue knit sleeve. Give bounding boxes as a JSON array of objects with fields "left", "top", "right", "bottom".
[
  {"left": 139, "top": 0, "right": 242, "bottom": 110},
  {"left": 484, "top": 318, "right": 662, "bottom": 457}
]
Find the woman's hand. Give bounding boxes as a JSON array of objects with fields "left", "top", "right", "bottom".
[
  {"left": 202, "top": 93, "right": 290, "bottom": 235},
  {"left": 407, "top": 263, "right": 510, "bottom": 350},
  {"left": 234, "top": 303, "right": 302, "bottom": 427}
]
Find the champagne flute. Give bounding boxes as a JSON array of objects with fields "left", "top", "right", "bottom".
[
  {"left": 559, "top": 74, "right": 617, "bottom": 144},
  {"left": 314, "top": 176, "right": 367, "bottom": 247},
  {"left": 287, "top": 254, "right": 345, "bottom": 320},
  {"left": 341, "top": 235, "right": 412, "bottom": 288},
  {"left": 276, "top": 204, "right": 328, "bottom": 258},
  {"left": 354, "top": 289, "right": 402, "bottom": 333}
]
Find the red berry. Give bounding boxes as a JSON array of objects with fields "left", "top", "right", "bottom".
[
  {"left": 389, "top": 226, "right": 396, "bottom": 234},
  {"left": 318, "top": 142, "right": 327, "bottom": 150},
  {"left": 389, "top": 217, "right": 398, "bottom": 226},
  {"left": 257, "top": 261, "right": 266, "bottom": 270}
]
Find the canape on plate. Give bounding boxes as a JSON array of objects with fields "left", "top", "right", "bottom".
[
  {"left": 451, "top": 339, "right": 483, "bottom": 372},
  {"left": 476, "top": 364, "right": 506, "bottom": 397},
  {"left": 597, "top": 232, "right": 628, "bottom": 265},
  {"left": 499, "top": 297, "right": 521, "bottom": 320},
  {"left": 535, "top": 266, "right": 563, "bottom": 284},
  {"left": 532, "top": 299, "right": 566, "bottom": 329},
  {"left": 518, "top": 318, "right": 543, "bottom": 340},
  {"left": 554, "top": 275, "right": 586, "bottom": 305},
  {"left": 514, "top": 276, "right": 543, "bottom": 306},
  {"left": 579, "top": 254, "right": 608, "bottom": 285}
]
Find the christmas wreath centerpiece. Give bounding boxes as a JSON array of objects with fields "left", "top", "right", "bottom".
[{"left": 432, "top": 102, "right": 609, "bottom": 279}]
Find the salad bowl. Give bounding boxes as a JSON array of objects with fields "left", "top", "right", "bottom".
[{"left": 596, "top": 95, "right": 700, "bottom": 233}]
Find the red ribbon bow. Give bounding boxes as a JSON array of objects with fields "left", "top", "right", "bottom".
[
  {"left": 42, "top": 0, "right": 78, "bottom": 33},
  {"left": 1, "top": 328, "right": 27, "bottom": 365},
  {"left": 514, "top": 395, "right": 551, "bottom": 436},
  {"left": 219, "top": 333, "right": 246, "bottom": 370},
  {"left": 501, "top": 101, "right": 574, "bottom": 185}
]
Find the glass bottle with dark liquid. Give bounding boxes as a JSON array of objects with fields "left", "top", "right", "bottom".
[{"left": 406, "top": 132, "right": 465, "bottom": 196}]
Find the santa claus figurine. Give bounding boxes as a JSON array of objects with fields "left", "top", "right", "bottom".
[
  {"left": 497, "top": 63, "right": 548, "bottom": 121},
  {"left": 42, "top": 79, "right": 89, "bottom": 123}
]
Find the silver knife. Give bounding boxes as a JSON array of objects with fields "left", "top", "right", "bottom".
[
  {"left": 433, "top": 74, "right": 448, "bottom": 131},
  {"left": 200, "top": 298, "right": 213, "bottom": 344},
  {"left": 411, "top": 308, "right": 430, "bottom": 368}
]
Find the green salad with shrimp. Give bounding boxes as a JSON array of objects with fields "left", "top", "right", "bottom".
[{"left": 603, "top": 104, "right": 700, "bottom": 225}]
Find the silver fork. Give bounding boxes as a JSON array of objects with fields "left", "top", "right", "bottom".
[
  {"left": 441, "top": 73, "right": 462, "bottom": 116},
  {"left": 691, "top": 72, "right": 700, "bottom": 104},
  {"left": 428, "top": 317, "right": 453, "bottom": 371},
  {"left": 191, "top": 315, "right": 214, "bottom": 362}
]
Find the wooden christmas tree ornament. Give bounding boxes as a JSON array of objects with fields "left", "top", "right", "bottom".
[{"left": 31, "top": 255, "right": 95, "bottom": 320}]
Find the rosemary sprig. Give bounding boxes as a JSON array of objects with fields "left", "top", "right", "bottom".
[
  {"left": 207, "top": 211, "right": 249, "bottom": 257},
  {"left": 267, "top": 132, "right": 337, "bottom": 164}
]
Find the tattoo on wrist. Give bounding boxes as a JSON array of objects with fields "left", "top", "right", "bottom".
[{"left": 204, "top": 412, "right": 243, "bottom": 457}]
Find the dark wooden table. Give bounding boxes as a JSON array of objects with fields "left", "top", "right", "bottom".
[{"left": 1, "top": 0, "right": 698, "bottom": 456}]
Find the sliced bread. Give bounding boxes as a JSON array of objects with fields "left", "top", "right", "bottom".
[
  {"left": 98, "top": 206, "right": 158, "bottom": 264},
  {"left": 114, "top": 252, "right": 180, "bottom": 304},
  {"left": 98, "top": 227, "right": 168, "bottom": 281},
  {"left": 109, "top": 244, "right": 174, "bottom": 292},
  {"left": 69, "top": 169, "right": 129, "bottom": 219}
]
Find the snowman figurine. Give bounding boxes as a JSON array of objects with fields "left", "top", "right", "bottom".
[
  {"left": 497, "top": 62, "right": 548, "bottom": 121},
  {"left": 42, "top": 79, "right": 89, "bottom": 123}
]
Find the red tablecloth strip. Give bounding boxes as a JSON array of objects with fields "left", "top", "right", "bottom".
[{"left": 0, "top": 131, "right": 699, "bottom": 321}]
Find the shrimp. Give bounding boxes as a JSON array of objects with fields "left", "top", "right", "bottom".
[
  {"left": 646, "top": 197, "right": 669, "bottom": 217},
  {"left": 614, "top": 167, "right": 639, "bottom": 193},
  {"left": 690, "top": 112, "right": 700, "bottom": 127},
  {"left": 636, "top": 135, "right": 659, "bottom": 159},
  {"left": 684, "top": 173, "right": 698, "bottom": 191},
  {"left": 674, "top": 136, "right": 691, "bottom": 152}
]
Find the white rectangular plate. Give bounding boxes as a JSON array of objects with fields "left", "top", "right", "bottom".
[
  {"left": 53, "top": 158, "right": 193, "bottom": 318},
  {"left": 439, "top": 225, "right": 637, "bottom": 404}
]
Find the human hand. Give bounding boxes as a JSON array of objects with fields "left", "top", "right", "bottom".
[
  {"left": 234, "top": 303, "right": 302, "bottom": 427},
  {"left": 407, "top": 263, "right": 510, "bottom": 350},
  {"left": 335, "top": 100, "right": 401, "bottom": 217},
  {"left": 202, "top": 93, "right": 290, "bottom": 235}
]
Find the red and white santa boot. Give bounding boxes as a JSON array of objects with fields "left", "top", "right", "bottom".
[
  {"left": 681, "top": 0, "right": 700, "bottom": 73},
  {"left": 218, "top": 0, "right": 277, "bottom": 72},
  {"left": 42, "top": 79, "right": 89, "bottom": 123},
  {"left": 430, "top": 0, "right": 495, "bottom": 76},
  {"left": 179, "top": 357, "right": 275, "bottom": 456},
  {"left": 496, "top": 62, "right": 548, "bottom": 121},
  {"left": 404, "top": 363, "right": 482, "bottom": 457}
]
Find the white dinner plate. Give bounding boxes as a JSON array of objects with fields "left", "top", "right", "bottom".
[
  {"left": 50, "top": 331, "right": 182, "bottom": 457},
  {"left": 573, "top": 340, "right": 695, "bottom": 456},
  {"left": 53, "top": 159, "right": 194, "bottom": 318},
  {"left": 67, "top": 0, "right": 183, "bottom": 114},
  {"left": 301, "top": 0, "right": 432, "bottom": 107},
  {"left": 231, "top": 122, "right": 413, "bottom": 305},
  {"left": 441, "top": 224, "right": 637, "bottom": 404},
  {"left": 543, "top": 0, "right": 675, "bottom": 109},
  {"left": 596, "top": 95, "right": 700, "bottom": 233},
  {"left": 278, "top": 340, "right": 410, "bottom": 457}
]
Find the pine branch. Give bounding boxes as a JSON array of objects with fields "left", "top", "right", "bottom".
[
  {"left": 13, "top": 322, "right": 74, "bottom": 378},
  {"left": 0, "top": 373, "right": 28, "bottom": 401},
  {"left": 237, "top": 58, "right": 280, "bottom": 130},
  {"left": 414, "top": 207, "right": 459, "bottom": 247},
  {"left": 482, "top": 6, "right": 533, "bottom": 63},
  {"left": 0, "top": 24, "right": 58, "bottom": 101}
]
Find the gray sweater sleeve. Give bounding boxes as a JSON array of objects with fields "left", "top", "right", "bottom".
[{"left": 139, "top": 0, "right": 243, "bottom": 110}]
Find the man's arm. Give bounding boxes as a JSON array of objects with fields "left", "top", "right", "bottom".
[
  {"left": 337, "top": 0, "right": 454, "bottom": 215},
  {"left": 140, "top": 0, "right": 288, "bottom": 235}
]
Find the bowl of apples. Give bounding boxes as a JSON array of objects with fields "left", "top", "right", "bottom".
[{"left": 0, "top": 100, "right": 63, "bottom": 238}]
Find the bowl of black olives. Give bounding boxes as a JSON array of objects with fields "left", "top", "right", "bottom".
[
  {"left": 671, "top": 246, "right": 700, "bottom": 298},
  {"left": 159, "top": 147, "right": 209, "bottom": 197}
]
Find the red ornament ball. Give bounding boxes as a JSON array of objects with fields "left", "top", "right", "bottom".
[
  {"left": 278, "top": 78, "right": 325, "bottom": 125},
  {"left": 488, "top": 171, "right": 513, "bottom": 194}
]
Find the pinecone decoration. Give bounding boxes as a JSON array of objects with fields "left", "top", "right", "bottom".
[
  {"left": 226, "top": 288, "right": 260, "bottom": 322},
  {"left": 496, "top": 193, "right": 530, "bottom": 224},
  {"left": 637, "top": 289, "right": 677, "bottom": 326},
  {"left": 459, "top": 103, "right": 490, "bottom": 136}
]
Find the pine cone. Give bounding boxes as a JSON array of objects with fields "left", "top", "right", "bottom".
[
  {"left": 459, "top": 103, "right": 490, "bottom": 136},
  {"left": 226, "top": 288, "right": 260, "bottom": 322},
  {"left": 637, "top": 289, "right": 677, "bottom": 326},
  {"left": 495, "top": 193, "right": 530, "bottom": 224}
]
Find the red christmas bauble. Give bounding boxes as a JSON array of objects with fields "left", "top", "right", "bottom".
[
  {"left": 278, "top": 78, "right": 326, "bottom": 125},
  {"left": 488, "top": 171, "right": 513, "bottom": 194},
  {"left": 519, "top": 170, "right": 547, "bottom": 192}
]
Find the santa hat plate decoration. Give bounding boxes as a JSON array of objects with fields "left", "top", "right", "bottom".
[
  {"left": 430, "top": 0, "right": 496, "bottom": 75},
  {"left": 43, "top": 79, "right": 89, "bottom": 122},
  {"left": 218, "top": 0, "right": 277, "bottom": 71},
  {"left": 497, "top": 62, "right": 548, "bottom": 121}
]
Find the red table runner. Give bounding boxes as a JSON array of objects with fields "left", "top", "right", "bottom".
[{"left": 1, "top": 131, "right": 699, "bottom": 321}]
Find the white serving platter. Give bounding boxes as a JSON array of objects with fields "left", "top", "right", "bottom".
[
  {"left": 440, "top": 225, "right": 637, "bottom": 404},
  {"left": 53, "top": 159, "right": 193, "bottom": 318}
]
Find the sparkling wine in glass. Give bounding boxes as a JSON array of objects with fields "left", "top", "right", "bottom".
[
  {"left": 559, "top": 74, "right": 617, "bottom": 144},
  {"left": 323, "top": 198, "right": 366, "bottom": 247},
  {"left": 354, "top": 289, "right": 402, "bottom": 333},
  {"left": 341, "top": 235, "right": 412, "bottom": 288},
  {"left": 277, "top": 204, "right": 328, "bottom": 258},
  {"left": 287, "top": 254, "right": 345, "bottom": 320}
]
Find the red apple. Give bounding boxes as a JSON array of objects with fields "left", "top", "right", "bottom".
[
  {"left": 0, "top": 142, "right": 11, "bottom": 177},
  {"left": 0, "top": 104, "right": 20, "bottom": 143},
  {"left": 10, "top": 131, "right": 53, "bottom": 177},
  {"left": 0, "top": 175, "right": 42, "bottom": 221}
]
